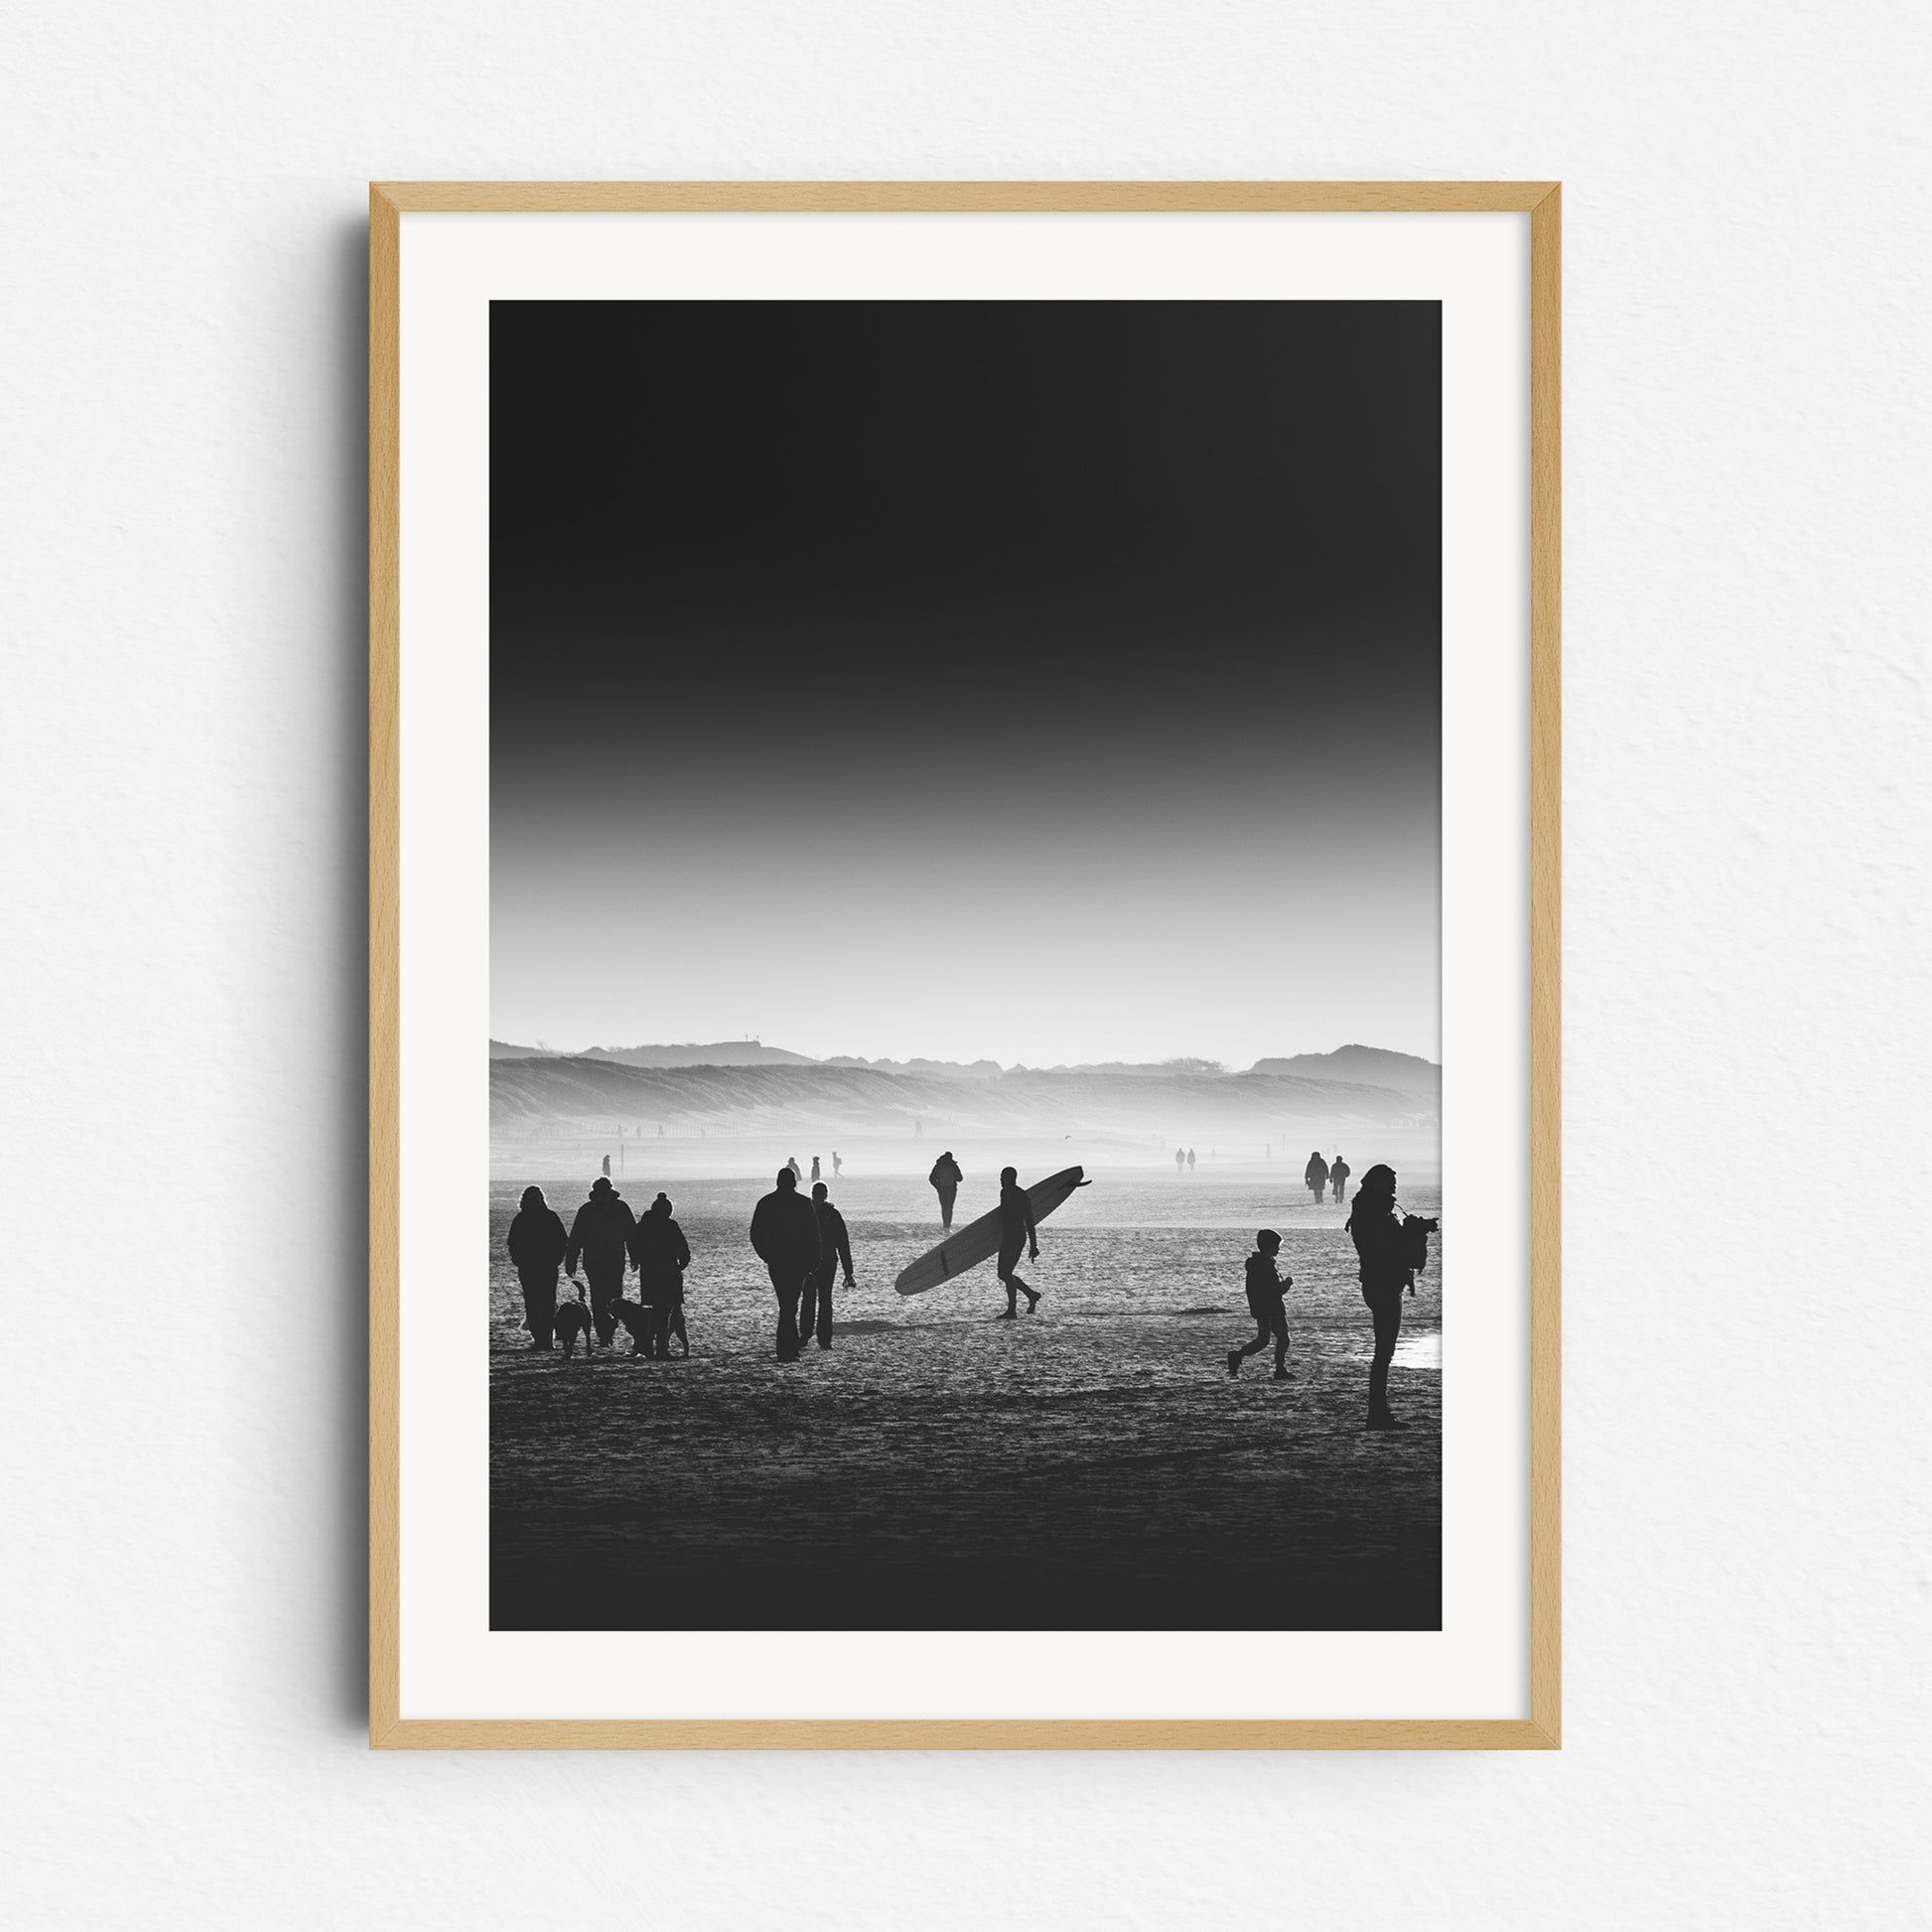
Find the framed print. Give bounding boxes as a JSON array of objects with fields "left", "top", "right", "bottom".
[{"left": 369, "top": 181, "right": 1561, "bottom": 1748}]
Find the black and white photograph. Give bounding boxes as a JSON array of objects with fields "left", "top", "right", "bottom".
[{"left": 486, "top": 297, "right": 1447, "bottom": 1633}]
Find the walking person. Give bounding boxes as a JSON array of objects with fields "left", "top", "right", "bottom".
[
  {"left": 749, "top": 1167, "right": 822, "bottom": 1362},
  {"left": 995, "top": 1167, "right": 1041, "bottom": 1317},
  {"left": 800, "top": 1181, "right": 856, "bottom": 1349},
  {"left": 1304, "top": 1149, "right": 1329, "bottom": 1205},
  {"left": 1329, "top": 1153, "right": 1351, "bottom": 1204},
  {"left": 1345, "top": 1164, "right": 1432, "bottom": 1431},
  {"left": 786, "top": 1155, "right": 803, "bottom": 1185},
  {"left": 505, "top": 1184, "right": 568, "bottom": 1349},
  {"left": 832, "top": 1151, "right": 843, "bottom": 1176},
  {"left": 1186, "top": 1147, "right": 1196, "bottom": 1173},
  {"left": 1227, "top": 1229, "right": 1292, "bottom": 1381},
  {"left": 563, "top": 1174, "right": 637, "bottom": 1349},
  {"left": 628, "top": 1190, "right": 691, "bottom": 1359},
  {"left": 1174, "top": 1146, "right": 1185, "bottom": 1175},
  {"left": 928, "top": 1150, "right": 964, "bottom": 1229},
  {"left": 810, "top": 1155, "right": 821, "bottom": 1183}
]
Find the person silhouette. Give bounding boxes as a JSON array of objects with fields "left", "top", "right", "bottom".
[
  {"left": 1304, "top": 1150, "right": 1329, "bottom": 1205},
  {"left": 996, "top": 1166, "right": 1041, "bottom": 1317},
  {"left": 786, "top": 1156, "right": 803, "bottom": 1185},
  {"left": 832, "top": 1151, "right": 843, "bottom": 1176},
  {"left": 1346, "top": 1163, "right": 1413, "bottom": 1430},
  {"left": 1186, "top": 1147, "right": 1196, "bottom": 1173},
  {"left": 810, "top": 1155, "right": 821, "bottom": 1183},
  {"left": 928, "top": 1150, "right": 964, "bottom": 1229},
  {"left": 505, "top": 1183, "right": 568, "bottom": 1349},
  {"left": 628, "top": 1190, "right": 691, "bottom": 1360},
  {"left": 1227, "top": 1228, "right": 1292, "bottom": 1381},
  {"left": 563, "top": 1174, "right": 636, "bottom": 1349},
  {"left": 801, "top": 1180, "right": 856, "bottom": 1349},
  {"left": 1174, "top": 1147, "right": 1185, "bottom": 1175},
  {"left": 750, "top": 1168, "right": 821, "bottom": 1362},
  {"left": 1329, "top": 1153, "right": 1351, "bottom": 1204}
]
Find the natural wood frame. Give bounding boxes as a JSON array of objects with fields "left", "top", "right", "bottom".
[{"left": 368, "top": 180, "right": 1561, "bottom": 1750}]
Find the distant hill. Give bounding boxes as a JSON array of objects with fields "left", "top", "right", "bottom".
[
  {"left": 822, "top": 1055, "right": 1004, "bottom": 1080},
  {"left": 489, "top": 1038, "right": 541, "bottom": 1059},
  {"left": 1247, "top": 1045, "right": 1441, "bottom": 1095},
  {"left": 582, "top": 1039, "right": 819, "bottom": 1069},
  {"left": 490, "top": 1055, "right": 1435, "bottom": 1139}
]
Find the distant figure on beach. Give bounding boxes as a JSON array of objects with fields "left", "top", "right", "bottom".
[
  {"left": 1227, "top": 1228, "right": 1292, "bottom": 1381},
  {"left": 810, "top": 1155, "right": 821, "bottom": 1183},
  {"left": 1186, "top": 1147, "right": 1196, "bottom": 1173},
  {"left": 928, "top": 1150, "right": 964, "bottom": 1228},
  {"left": 564, "top": 1174, "right": 637, "bottom": 1349},
  {"left": 628, "top": 1191, "right": 692, "bottom": 1359},
  {"left": 1329, "top": 1154, "right": 1351, "bottom": 1204},
  {"left": 786, "top": 1156, "right": 803, "bottom": 1185},
  {"left": 750, "top": 1168, "right": 822, "bottom": 1362},
  {"left": 1174, "top": 1147, "right": 1185, "bottom": 1174},
  {"left": 801, "top": 1181, "right": 856, "bottom": 1349},
  {"left": 996, "top": 1167, "right": 1041, "bottom": 1317},
  {"left": 1345, "top": 1164, "right": 1433, "bottom": 1431},
  {"left": 505, "top": 1184, "right": 568, "bottom": 1349},
  {"left": 1305, "top": 1150, "right": 1329, "bottom": 1204},
  {"left": 832, "top": 1151, "right": 843, "bottom": 1176}
]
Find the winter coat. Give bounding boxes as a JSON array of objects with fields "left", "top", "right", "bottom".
[
  {"left": 750, "top": 1187, "right": 822, "bottom": 1272},
  {"left": 507, "top": 1205, "right": 568, "bottom": 1274},
  {"left": 564, "top": 1191, "right": 637, "bottom": 1276}
]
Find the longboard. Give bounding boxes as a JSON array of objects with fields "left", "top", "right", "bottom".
[{"left": 893, "top": 1166, "right": 1091, "bottom": 1297}]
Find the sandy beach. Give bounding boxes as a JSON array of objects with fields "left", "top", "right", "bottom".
[{"left": 489, "top": 1167, "right": 1442, "bottom": 1630}]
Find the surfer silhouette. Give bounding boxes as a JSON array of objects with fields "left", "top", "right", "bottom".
[
  {"left": 802, "top": 1181, "right": 856, "bottom": 1349},
  {"left": 749, "top": 1168, "right": 821, "bottom": 1363},
  {"left": 1305, "top": 1150, "right": 1329, "bottom": 1204},
  {"left": 928, "top": 1151, "right": 964, "bottom": 1229},
  {"left": 996, "top": 1166, "right": 1041, "bottom": 1317},
  {"left": 505, "top": 1183, "right": 568, "bottom": 1349},
  {"left": 1228, "top": 1228, "right": 1292, "bottom": 1381},
  {"left": 1329, "top": 1153, "right": 1351, "bottom": 1204},
  {"left": 628, "top": 1190, "right": 691, "bottom": 1359},
  {"left": 563, "top": 1174, "right": 636, "bottom": 1349}
]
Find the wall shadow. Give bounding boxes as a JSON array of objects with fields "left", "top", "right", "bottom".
[{"left": 324, "top": 209, "right": 370, "bottom": 1732}]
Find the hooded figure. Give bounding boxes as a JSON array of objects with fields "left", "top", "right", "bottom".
[
  {"left": 800, "top": 1180, "right": 856, "bottom": 1349},
  {"left": 506, "top": 1183, "right": 568, "bottom": 1349},
  {"left": 928, "top": 1151, "right": 964, "bottom": 1229},
  {"left": 1346, "top": 1164, "right": 1410, "bottom": 1430},
  {"left": 628, "top": 1191, "right": 692, "bottom": 1359},
  {"left": 1305, "top": 1150, "right": 1330, "bottom": 1202},
  {"left": 749, "top": 1168, "right": 822, "bottom": 1361},
  {"left": 564, "top": 1174, "right": 637, "bottom": 1348}
]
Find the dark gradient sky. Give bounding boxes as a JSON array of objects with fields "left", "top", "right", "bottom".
[{"left": 491, "top": 300, "right": 1441, "bottom": 1065}]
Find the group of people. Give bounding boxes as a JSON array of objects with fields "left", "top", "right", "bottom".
[
  {"left": 1228, "top": 1161, "right": 1435, "bottom": 1430},
  {"left": 1304, "top": 1150, "right": 1351, "bottom": 1204},
  {"left": 504, "top": 1156, "right": 1433, "bottom": 1430},
  {"left": 506, "top": 1176, "right": 693, "bottom": 1358}
]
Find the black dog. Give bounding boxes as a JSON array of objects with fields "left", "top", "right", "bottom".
[
  {"left": 608, "top": 1299, "right": 659, "bottom": 1358},
  {"left": 554, "top": 1287, "right": 595, "bottom": 1359}
]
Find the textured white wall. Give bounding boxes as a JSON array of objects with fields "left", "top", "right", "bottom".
[{"left": 1, "top": 2, "right": 1927, "bottom": 1925}]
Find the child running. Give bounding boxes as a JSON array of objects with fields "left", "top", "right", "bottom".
[{"left": 1228, "top": 1228, "right": 1293, "bottom": 1381}]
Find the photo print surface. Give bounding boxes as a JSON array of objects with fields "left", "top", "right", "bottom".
[{"left": 489, "top": 298, "right": 1444, "bottom": 1631}]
